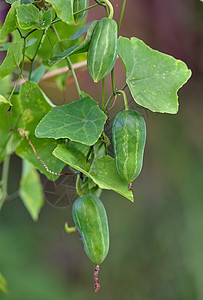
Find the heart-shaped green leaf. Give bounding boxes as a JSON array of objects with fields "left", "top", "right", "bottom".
[
  {"left": 35, "top": 97, "right": 107, "bottom": 146},
  {"left": 118, "top": 37, "right": 192, "bottom": 114}
]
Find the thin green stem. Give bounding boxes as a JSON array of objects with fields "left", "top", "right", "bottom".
[
  {"left": 6, "top": 191, "right": 19, "bottom": 202},
  {"left": 104, "top": 84, "right": 128, "bottom": 111},
  {"left": 0, "top": 156, "right": 11, "bottom": 211},
  {"left": 121, "top": 82, "right": 128, "bottom": 91},
  {"left": 104, "top": 92, "right": 115, "bottom": 112},
  {"left": 94, "top": 0, "right": 105, "bottom": 7},
  {"left": 20, "top": 38, "right": 26, "bottom": 77},
  {"left": 51, "top": 19, "right": 61, "bottom": 25},
  {"left": 101, "top": 0, "right": 114, "bottom": 18},
  {"left": 29, "top": 30, "right": 45, "bottom": 80},
  {"left": 118, "top": 0, "right": 127, "bottom": 31},
  {"left": 52, "top": 3, "right": 100, "bottom": 25},
  {"left": 111, "top": 68, "right": 115, "bottom": 93},
  {"left": 53, "top": 24, "right": 82, "bottom": 98},
  {"left": 17, "top": 28, "right": 23, "bottom": 39},
  {"left": 73, "top": 3, "right": 99, "bottom": 15},
  {"left": 42, "top": 0, "right": 48, "bottom": 9},
  {"left": 76, "top": 173, "right": 83, "bottom": 197},
  {"left": 67, "top": 57, "right": 82, "bottom": 98},
  {"left": 8, "top": 37, "right": 26, "bottom": 104},
  {"left": 117, "top": 90, "right": 129, "bottom": 110},
  {"left": 25, "top": 28, "right": 38, "bottom": 39},
  {"left": 103, "top": 69, "right": 116, "bottom": 111},
  {"left": 104, "top": 5, "right": 109, "bottom": 17},
  {"left": 102, "top": 79, "right": 105, "bottom": 110}
]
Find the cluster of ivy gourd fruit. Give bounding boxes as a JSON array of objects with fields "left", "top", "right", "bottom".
[{"left": 0, "top": 0, "right": 192, "bottom": 294}]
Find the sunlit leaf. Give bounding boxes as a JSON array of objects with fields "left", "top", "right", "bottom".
[
  {"left": 40, "top": 9, "right": 52, "bottom": 29},
  {"left": 20, "top": 0, "right": 34, "bottom": 4},
  {"left": 69, "top": 21, "right": 93, "bottom": 40},
  {"left": 15, "top": 81, "right": 65, "bottom": 180},
  {"left": 16, "top": 4, "right": 40, "bottom": 30},
  {"left": 0, "top": 43, "right": 11, "bottom": 51},
  {"left": 25, "top": 38, "right": 37, "bottom": 48},
  {"left": 49, "top": 20, "right": 98, "bottom": 65},
  {"left": 30, "top": 65, "right": 46, "bottom": 83},
  {"left": 52, "top": 38, "right": 78, "bottom": 57},
  {"left": 53, "top": 144, "right": 134, "bottom": 202},
  {"left": 0, "top": 95, "right": 24, "bottom": 163},
  {"left": 0, "top": 273, "right": 8, "bottom": 294},
  {"left": 35, "top": 97, "right": 107, "bottom": 146},
  {"left": 0, "top": 95, "right": 9, "bottom": 104},
  {"left": 46, "top": 0, "right": 74, "bottom": 24},
  {"left": 118, "top": 37, "right": 192, "bottom": 114},
  {"left": 20, "top": 160, "right": 44, "bottom": 221},
  {"left": 0, "top": 41, "right": 23, "bottom": 78},
  {"left": 0, "top": 1, "right": 19, "bottom": 40},
  {"left": 5, "top": 0, "right": 18, "bottom": 3},
  {"left": 0, "top": 75, "right": 11, "bottom": 97},
  {"left": 16, "top": 5, "right": 52, "bottom": 30}
]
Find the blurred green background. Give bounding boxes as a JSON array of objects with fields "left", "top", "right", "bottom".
[{"left": 0, "top": 0, "right": 203, "bottom": 299}]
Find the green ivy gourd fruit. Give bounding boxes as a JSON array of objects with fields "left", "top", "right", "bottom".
[
  {"left": 72, "top": 194, "right": 109, "bottom": 265},
  {"left": 112, "top": 110, "right": 146, "bottom": 185},
  {"left": 73, "top": 0, "right": 88, "bottom": 25},
  {"left": 87, "top": 17, "right": 118, "bottom": 82}
]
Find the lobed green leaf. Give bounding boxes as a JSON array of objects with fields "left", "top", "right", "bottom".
[{"left": 118, "top": 37, "right": 192, "bottom": 114}]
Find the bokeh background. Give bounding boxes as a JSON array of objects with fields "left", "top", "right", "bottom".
[{"left": 0, "top": 0, "right": 203, "bottom": 299}]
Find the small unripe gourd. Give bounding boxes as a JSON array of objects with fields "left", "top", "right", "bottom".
[
  {"left": 73, "top": 0, "right": 88, "bottom": 25},
  {"left": 72, "top": 194, "right": 109, "bottom": 265},
  {"left": 87, "top": 17, "right": 118, "bottom": 82},
  {"left": 112, "top": 110, "right": 146, "bottom": 184}
]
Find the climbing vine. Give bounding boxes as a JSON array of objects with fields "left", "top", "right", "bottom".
[{"left": 0, "top": 0, "right": 192, "bottom": 293}]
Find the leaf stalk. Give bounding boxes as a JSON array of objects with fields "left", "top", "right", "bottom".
[
  {"left": 0, "top": 156, "right": 11, "bottom": 211},
  {"left": 101, "top": 0, "right": 114, "bottom": 19},
  {"left": 53, "top": 24, "right": 82, "bottom": 98},
  {"left": 118, "top": 0, "right": 127, "bottom": 31}
]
